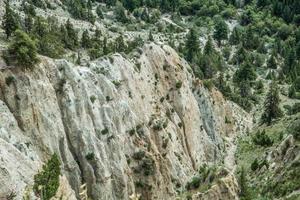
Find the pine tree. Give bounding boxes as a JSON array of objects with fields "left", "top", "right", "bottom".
[
  {"left": 261, "top": 82, "right": 283, "bottom": 125},
  {"left": 233, "top": 60, "right": 257, "bottom": 83},
  {"left": 149, "top": 30, "right": 154, "bottom": 41},
  {"left": 283, "top": 49, "right": 297, "bottom": 77},
  {"left": 123, "top": 0, "right": 138, "bottom": 12},
  {"left": 213, "top": 18, "right": 229, "bottom": 46},
  {"left": 233, "top": 45, "right": 247, "bottom": 64},
  {"left": 96, "top": 5, "right": 104, "bottom": 18},
  {"left": 115, "top": 35, "right": 126, "bottom": 52},
  {"left": 65, "top": 19, "right": 79, "bottom": 50},
  {"left": 2, "top": 0, "right": 19, "bottom": 39},
  {"left": 76, "top": 52, "right": 81, "bottom": 65},
  {"left": 115, "top": 3, "right": 128, "bottom": 23},
  {"left": 169, "top": 0, "right": 179, "bottom": 12},
  {"left": 81, "top": 30, "right": 91, "bottom": 48},
  {"left": 204, "top": 37, "right": 215, "bottom": 55},
  {"left": 87, "top": 9, "right": 96, "bottom": 24},
  {"left": 103, "top": 37, "right": 108, "bottom": 55},
  {"left": 229, "top": 26, "right": 241, "bottom": 45},
  {"left": 267, "top": 52, "right": 277, "bottom": 69},
  {"left": 160, "top": 0, "right": 170, "bottom": 12},
  {"left": 24, "top": 14, "right": 33, "bottom": 33},
  {"left": 185, "top": 28, "right": 199, "bottom": 62},
  {"left": 32, "top": 16, "right": 48, "bottom": 38},
  {"left": 7, "top": 29, "right": 39, "bottom": 68}
]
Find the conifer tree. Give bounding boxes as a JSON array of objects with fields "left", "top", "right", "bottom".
[
  {"left": 103, "top": 37, "right": 108, "bottom": 55},
  {"left": 123, "top": 0, "right": 138, "bottom": 12},
  {"left": 24, "top": 14, "right": 34, "bottom": 33},
  {"left": 2, "top": 0, "right": 19, "bottom": 39},
  {"left": 160, "top": 0, "right": 170, "bottom": 12},
  {"left": 81, "top": 30, "right": 91, "bottom": 48},
  {"left": 261, "top": 82, "right": 283, "bottom": 125},
  {"left": 267, "top": 53, "right": 277, "bottom": 69},
  {"left": 229, "top": 26, "right": 241, "bottom": 45},
  {"left": 65, "top": 19, "right": 79, "bottom": 50},
  {"left": 213, "top": 18, "right": 229, "bottom": 46},
  {"left": 233, "top": 59, "right": 257, "bottom": 83},
  {"left": 170, "top": 0, "right": 179, "bottom": 12},
  {"left": 204, "top": 36, "right": 215, "bottom": 55},
  {"left": 96, "top": 5, "right": 104, "bottom": 18},
  {"left": 149, "top": 30, "right": 154, "bottom": 41},
  {"left": 185, "top": 28, "right": 199, "bottom": 62},
  {"left": 115, "top": 3, "right": 128, "bottom": 23},
  {"left": 115, "top": 35, "right": 126, "bottom": 52}
]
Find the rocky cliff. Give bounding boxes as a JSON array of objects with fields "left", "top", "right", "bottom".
[{"left": 0, "top": 43, "right": 251, "bottom": 200}]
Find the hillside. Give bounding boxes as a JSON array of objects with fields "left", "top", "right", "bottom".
[{"left": 0, "top": 0, "right": 299, "bottom": 200}]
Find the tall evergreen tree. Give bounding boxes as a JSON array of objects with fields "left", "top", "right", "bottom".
[
  {"left": 64, "top": 19, "right": 79, "bottom": 50},
  {"left": 103, "top": 37, "right": 108, "bottom": 55},
  {"left": 24, "top": 14, "right": 33, "bottom": 33},
  {"left": 267, "top": 52, "right": 277, "bottom": 69},
  {"left": 185, "top": 28, "right": 199, "bottom": 62},
  {"left": 261, "top": 82, "right": 283, "bottom": 125},
  {"left": 96, "top": 5, "right": 104, "bottom": 18},
  {"left": 115, "top": 35, "right": 126, "bottom": 52},
  {"left": 229, "top": 26, "right": 242, "bottom": 45},
  {"left": 2, "top": 0, "right": 19, "bottom": 38},
  {"left": 81, "top": 29, "right": 91, "bottom": 48},
  {"left": 115, "top": 2, "right": 128, "bottom": 23},
  {"left": 233, "top": 59, "right": 257, "bottom": 83},
  {"left": 204, "top": 36, "right": 215, "bottom": 55},
  {"left": 213, "top": 18, "right": 229, "bottom": 46},
  {"left": 149, "top": 30, "right": 154, "bottom": 41}
]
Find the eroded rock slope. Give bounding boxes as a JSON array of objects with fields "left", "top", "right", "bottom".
[{"left": 0, "top": 43, "right": 251, "bottom": 200}]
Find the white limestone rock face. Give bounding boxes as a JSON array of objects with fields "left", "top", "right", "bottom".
[{"left": 0, "top": 43, "right": 251, "bottom": 200}]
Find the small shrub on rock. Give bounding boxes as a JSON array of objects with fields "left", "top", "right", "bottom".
[{"left": 33, "top": 154, "right": 60, "bottom": 200}]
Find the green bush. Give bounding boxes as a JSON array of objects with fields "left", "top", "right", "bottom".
[
  {"left": 6, "top": 30, "right": 39, "bottom": 68},
  {"left": 90, "top": 95, "right": 96, "bottom": 103},
  {"left": 252, "top": 130, "right": 273, "bottom": 147},
  {"left": 288, "top": 119, "right": 300, "bottom": 140},
  {"left": 101, "top": 127, "right": 109, "bottom": 135},
  {"left": 251, "top": 158, "right": 259, "bottom": 171},
  {"left": 186, "top": 176, "right": 201, "bottom": 190},
  {"left": 5, "top": 76, "right": 15, "bottom": 86},
  {"left": 176, "top": 81, "right": 183, "bottom": 89},
  {"left": 33, "top": 154, "right": 60, "bottom": 200},
  {"left": 132, "top": 151, "right": 145, "bottom": 160},
  {"left": 85, "top": 152, "right": 95, "bottom": 161}
]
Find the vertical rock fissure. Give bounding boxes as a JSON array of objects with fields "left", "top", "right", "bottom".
[
  {"left": 54, "top": 90, "right": 85, "bottom": 197},
  {"left": 176, "top": 112, "right": 196, "bottom": 170}
]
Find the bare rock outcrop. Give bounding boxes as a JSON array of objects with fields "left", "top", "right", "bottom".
[{"left": 0, "top": 43, "right": 251, "bottom": 199}]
